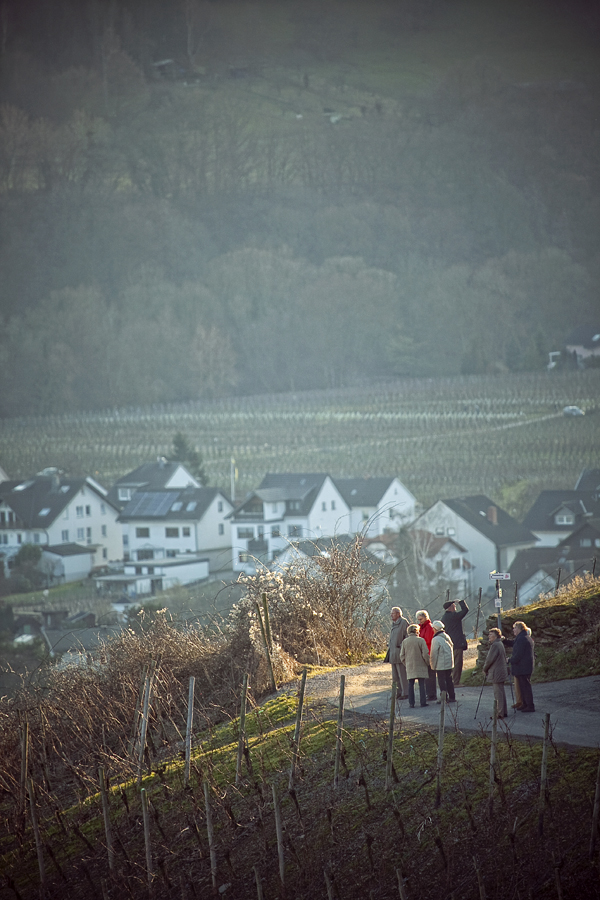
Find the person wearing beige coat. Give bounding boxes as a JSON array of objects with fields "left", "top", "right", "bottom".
[
  {"left": 430, "top": 621, "right": 456, "bottom": 702},
  {"left": 399, "top": 624, "right": 430, "bottom": 708}
]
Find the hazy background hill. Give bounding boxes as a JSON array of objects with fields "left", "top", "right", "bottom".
[{"left": 0, "top": 0, "right": 599, "bottom": 416}]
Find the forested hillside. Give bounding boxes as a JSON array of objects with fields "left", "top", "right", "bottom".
[{"left": 0, "top": 0, "right": 598, "bottom": 416}]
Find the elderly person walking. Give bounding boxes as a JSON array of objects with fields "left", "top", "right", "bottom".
[
  {"left": 441, "top": 598, "right": 469, "bottom": 685},
  {"left": 416, "top": 609, "right": 438, "bottom": 701},
  {"left": 430, "top": 620, "right": 456, "bottom": 702},
  {"left": 483, "top": 627, "right": 508, "bottom": 718},
  {"left": 399, "top": 624, "right": 431, "bottom": 708},
  {"left": 509, "top": 621, "right": 535, "bottom": 712},
  {"left": 388, "top": 606, "right": 409, "bottom": 700}
]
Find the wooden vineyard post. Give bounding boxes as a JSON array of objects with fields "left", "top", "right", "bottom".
[
  {"left": 253, "top": 865, "right": 264, "bottom": 900},
  {"left": 288, "top": 668, "right": 307, "bottom": 790},
  {"left": 128, "top": 665, "right": 148, "bottom": 756},
  {"left": 254, "top": 601, "right": 276, "bottom": 693},
  {"left": 185, "top": 676, "right": 195, "bottom": 788},
  {"left": 137, "top": 671, "right": 153, "bottom": 787},
  {"left": 140, "top": 787, "right": 154, "bottom": 894},
  {"left": 334, "top": 674, "right": 345, "bottom": 789},
  {"left": 396, "top": 868, "right": 408, "bottom": 900},
  {"left": 261, "top": 592, "right": 273, "bottom": 653},
  {"left": 473, "top": 856, "right": 486, "bottom": 900},
  {"left": 589, "top": 754, "right": 600, "bottom": 859},
  {"left": 27, "top": 778, "right": 46, "bottom": 892},
  {"left": 474, "top": 588, "right": 482, "bottom": 640},
  {"left": 204, "top": 781, "right": 217, "bottom": 891},
  {"left": 385, "top": 680, "right": 397, "bottom": 791},
  {"left": 272, "top": 783, "right": 285, "bottom": 887},
  {"left": 20, "top": 720, "right": 29, "bottom": 820},
  {"left": 435, "top": 692, "right": 446, "bottom": 808},
  {"left": 236, "top": 674, "right": 248, "bottom": 786},
  {"left": 488, "top": 699, "right": 498, "bottom": 818},
  {"left": 538, "top": 713, "right": 551, "bottom": 837},
  {"left": 513, "top": 582, "right": 519, "bottom": 609},
  {"left": 99, "top": 766, "right": 115, "bottom": 872}
]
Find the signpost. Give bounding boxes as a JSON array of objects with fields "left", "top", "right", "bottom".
[{"left": 490, "top": 572, "right": 510, "bottom": 629}]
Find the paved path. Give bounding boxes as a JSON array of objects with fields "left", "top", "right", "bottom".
[{"left": 305, "top": 662, "right": 600, "bottom": 748}]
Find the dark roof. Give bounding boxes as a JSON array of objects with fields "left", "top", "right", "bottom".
[
  {"left": 119, "top": 487, "right": 224, "bottom": 521},
  {"left": 575, "top": 468, "right": 600, "bottom": 492},
  {"left": 0, "top": 474, "right": 115, "bottom": 529},
  {"left": 44, "top": 543, "right": 96, "bottom": 557},
  {"left": 274, "top": 534, "right": 387, "bottom": 573},
  {"left": 333, "top": 477, "right": 396, "bottom": 507},
  {"left": 522, "top": 490, "right": 600, "bottom": 532},
  {"left": 442, "top": 495, "right": 536, "bottom": 546},
  {"left": 107, "top": 460, "right": 199, "bottom": 508},
  {"left": 565, "top": 324, "right": 600, "bottom": 350},
  {"left": 44, "top": 626, "right": 123, "bottom": 655},
  {"left": 508, "top": 547, "right": 566, "bottom": 587}
]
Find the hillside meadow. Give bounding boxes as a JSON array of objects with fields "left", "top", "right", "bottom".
[{"left": 1, "top": 371, "right": 598, "bottom": 508}]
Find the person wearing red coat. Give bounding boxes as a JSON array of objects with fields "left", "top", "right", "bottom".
[{"left": 416, "top": 609, "right": 438, "bottom": 701}]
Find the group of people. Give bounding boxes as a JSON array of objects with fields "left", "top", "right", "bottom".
[
  {"left": 388, "top": 600, "right": 535, "bottom": 716},
  {"left": 388, "top": 600, "right": 468, "bottom": 709}
]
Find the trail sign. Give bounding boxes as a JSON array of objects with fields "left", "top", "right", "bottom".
[{"left": 489, "top": 573, "right": 510, "bottom": 580}]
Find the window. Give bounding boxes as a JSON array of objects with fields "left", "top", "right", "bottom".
[
  {"left": 447, "top": 527, "right": 455, "bottom": 536},
  {"left": 580, "top": 538, "right": 592, "bottom": 547},
  {"left": 76, "top": 506, "right": 83, "bottom": 517},
  {"left": 435, "top": 527, "right": 444, "bottom": 536},
  {"left": 135, "top": 566, "right": 142, "bottom": 574},
  {"left": 238, "top": 552, "right": 249, "bottom": 563},
  {"left": 62, "top": 530, "right": 69, "bottom": 542},
  {"left": 171, "top": 502, "right": 183, "bottom": 511},
  {"left": 33, "top": 533, "right": 40, "bottom": 544},
  {"left": 118, "top": 488, "right": 131, "bottom": 502},
  {"left": 147, "top": 567, "right": 154, "bottom": 574},
  {"left": 218, "top": 501, "right": 224, "bottom": 513},
  {"left": 123, "top": 534, "right": 129, "bottom": 546},
  {"left": 186, "top": 502, "right": 197, "bottom": 512},
  {"left": 436, "top": 561, "right": 443, "bottom": 574},
  {"left": 183, "top": 527, "right": 191, "bottom": 537},
  {"left": 85, "top": 505, "right": 91, "bottom": 516},
  {"left": 271, "top": 503, "right": 278, "bottom": 514},
  {"left": 288, "top": 525, "right": 301, "bottom": 538},
  {"left": 238, "top": 527, "right": 254, "bottom": 539},
  {"left": 1, "top": 535, "right": 7, "bottom": 544},
  {"left": 60, "top": 485, "right": 69, "bottom": 493},
  {"left": 100, "top": 503, "right": 106, "bottom": 514},
  {"left": 271, "top": 526, "right": 280, "bottom": 537},
  {"left": 331, "top": 500, "right": 336, "bottom": 510},
  {"left": 362, "top": 511, "right": 369, "bottom": 521},
  {"left": 102, "top": 548, "right": 107, "bottom": 559},
  {"left": 322, "top": 502, "right": 327, "bottom": 511},
  {"left": 451, "top": 558, "right": 461, "bottom": 570},
  {"left": 288, "top": 501, "right": 301, "bottom": 511},
  {"left": 138, "top": 549, "right": 154, "bottom": 560},
  {"left": 39, "top": 508, "right": 50, "bottom": 517},
  {"left": 166, "top": 549, "right": 176, "bottom": 558},
  {"left": 218, "top": 524, "right": 224, "bottom": 535},
  {"left": 555, "top": 514, "right": 574, "bottom": 525},
  {"left": 166, "top": 527, "right": 179, "bottom": 538},
  {"left": 389, "top": 509, "right": 394, "bottom": 519},
  {"left": 101, "top": 525, "right": 107, "bottom": 537},
  {"left": 86, "top": 527, "right": 92, "bottom": 543},
  {"left": 63, "top": 508, "right": 69, "bottom": 519},
  {"left": 0, "top": 512, "right": 4, "bottom": 524},
  {"left": 136, "top": 527, "right": 150, "bottom": 538},
  {"left": 77, "top": 528, "right": 85, "bottom": 541}
]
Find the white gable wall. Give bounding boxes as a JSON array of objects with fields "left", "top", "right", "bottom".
[{"left": 414, "top": 501, "right": 498, "bottom": 587}]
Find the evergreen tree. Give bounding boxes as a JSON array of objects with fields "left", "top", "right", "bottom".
[{"left": 168, "top": 432, "right": 208, "bottom": 486}]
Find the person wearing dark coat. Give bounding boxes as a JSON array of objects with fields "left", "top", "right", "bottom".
[
  {"left": 441, "top": 599, "right": 469, "bottom": 685},
  {"left": 509, "top": 621, "right": 535, "bottom": 712}
]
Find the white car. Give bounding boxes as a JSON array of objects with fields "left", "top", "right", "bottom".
[{"left": 563, "top": 405, "right": 585, "bottom": 417}]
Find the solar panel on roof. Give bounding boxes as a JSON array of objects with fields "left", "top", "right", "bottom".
[{"left": 127, "top": 492, "right": 177, "bottom": 517}]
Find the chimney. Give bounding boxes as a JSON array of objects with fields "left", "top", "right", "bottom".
[{"left": 487, "top": 505, "right": 498, "bottom": 525}]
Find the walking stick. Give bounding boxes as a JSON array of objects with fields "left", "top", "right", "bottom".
[{"left": 474, "top": 678, "right": 486, "bottom": 720}]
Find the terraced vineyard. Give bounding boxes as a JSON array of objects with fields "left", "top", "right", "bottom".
[{"left": 1, "top": 370, "right": 598, "bottom": 506}]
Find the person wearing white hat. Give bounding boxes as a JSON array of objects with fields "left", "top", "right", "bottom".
[{"left": 429, "top": 621, "right": 456, "bottom": 702}]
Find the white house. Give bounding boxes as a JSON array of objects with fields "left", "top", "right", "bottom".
[
  {"left": 229, "top": 474, "right": 350, "bottom": 574},
  {"left": 0, "top": 468, "right": 122, "bottom": 580},
  {"left": 410, "top": 529, "right": 473, "bottom": 599},
  {"left": 333, "top": 477, "right": 417, "bottom": 536},
  {"left": 411, "top": 495, "right": 537, "bottom": 591},
  {"left": 119, "top": 486, "right": 233, "bottom": 572},
  {"left": 94, "top": 554, "right": 210, "bottom": 598},
  {"left": 522, "top": 490, "right": 600, "bottom": 547}
]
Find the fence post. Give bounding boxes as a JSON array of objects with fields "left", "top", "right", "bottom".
[
  {"left": 554, "top": 568, "right": 562, "bottom": 596},
  {"left": 20, "top": 720, "right": 29, "bottom": 820},
  {"left": 185, "top": 676, "right": 195, "bottom": 788},
  {"left": 289, "top": 668, "right": 307, "bottom": 790},
  {"left": 27, "top": 778, "right": 46, "bottom": 892},
  {"left": 474, "top": 588, "right": 482, "bottom": 639},
  {"left": 99, "top": 766, "right": 115, "bottom": 872},
  {"left": 385, "top": 680, "right": 398, "bottom": 791},
  {"left": 140, "top": 787, "right": 154, "bottom": 894},
  {"left": 204, "top": 781, "right": 217, "bottom": 890},
  {"left": 334, "top": 674, "right": 345, "bottom": 789},
  {"left": 538, "top": 713, "right": 551, "bottom": 837},
  {"left": 435, "top": 691, "right": 446, "bottom": 808},
  {"left": 272, "top": 783, "right": 285, "bottom": 886},
  {"left": 137, "top": 672, "right": 153, "bottom": 787},
  {"left": 236, "top": 674, "right": 248, "bottom": 786},
  {"left": 589, "top": 754, "right": 600, "bottom": 859},
  {"left": 261, "top": 592, "right": 273, "bottom": 652},
  {"left": 488, "top": 699, "right": 498, "bottom": 818},
  {"left": 254, "top": 601, "right": 276, "bottom": 693},
  {"left": 513, "top": 582, "right": 518, "bottom": 609}
]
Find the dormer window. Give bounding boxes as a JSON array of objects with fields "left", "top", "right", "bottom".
[
  {"left": 555, "top": 513, "right": 574, "bottom": 526},
  {"left": 39, "top": 508, "right": 51, "bottom": 516},
  {"left": 171, "top": 502, "right": 183, "bottom": 511},
  {"left": 186, "top": 502, "right": 197, "bottom": 512},
  {"left": 118, "top": 488, "right": 132, "bottom": 502}
]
